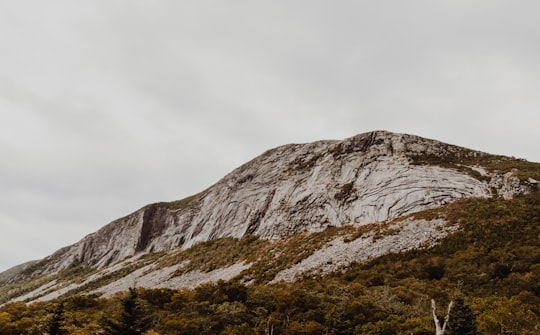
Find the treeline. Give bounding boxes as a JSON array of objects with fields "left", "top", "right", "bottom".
[
  {"left": 1, "top": 193, "right": 539, "bottom": 334},
  {"left": 0, "top": 281, "right": 457, "bottom": 335},
  {"left": 0, "top": 279, "right": 532, "bottom": 335}
]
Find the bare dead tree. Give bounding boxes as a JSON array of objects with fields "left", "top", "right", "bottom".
[{"left": 431, "top": 299, "right": 453, "bottom": 335}]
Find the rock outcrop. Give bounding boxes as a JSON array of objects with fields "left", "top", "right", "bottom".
[{"left": 27, "top": 131, "right": 537, "bottom": 277}]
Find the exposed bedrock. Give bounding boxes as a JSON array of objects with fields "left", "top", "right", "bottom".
[{"left": 36, "top": 131, "right": 533, "bottom": 274}]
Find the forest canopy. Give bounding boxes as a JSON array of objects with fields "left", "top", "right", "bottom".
[{"left": 1, "top": 193, "right": 539, "bottom": 334}]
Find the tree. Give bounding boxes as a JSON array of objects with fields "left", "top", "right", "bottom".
[
  {"left": 46, "top": 302, "right": 67, "bottom": 335},
  {"left": 431, "top": 299, "right": 452, "bottom": 335},
  {"left": 432, "top": 289, "right": 478, "bottom": 335},
  {"left": 103, "top": 288, "right": 152, "bottom": 335},
  {"left": 445, "top": 292, "right": 478, "bottom": 335}
]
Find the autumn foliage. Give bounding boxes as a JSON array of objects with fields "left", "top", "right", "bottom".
[{"left": 1, "top": 193, "right": 539, "bottom": 334}]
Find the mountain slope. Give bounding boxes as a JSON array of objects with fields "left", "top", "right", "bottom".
[
  {"left": 2, "top": 192, "right": 539, "bottom": 334},
  {"left": 1, "top": 131, "right": 539, "bottom": 303}
]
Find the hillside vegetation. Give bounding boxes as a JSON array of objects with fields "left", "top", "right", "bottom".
[
  {"left": 408, "top": 141, "right": 540, "bottom": 182},
  {"left": 1, "top": 192, "right": 539, "bottom": 334}
]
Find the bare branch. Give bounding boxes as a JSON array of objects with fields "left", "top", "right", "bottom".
[
  {"left": 432, "top": 299, "right": 443, "bottom": 335},
  {"left": 441, "top": 301, "right": 454, "bottom": 334},
  {"left": 432, "top": 299, "right": 453, "bottom": 335}
]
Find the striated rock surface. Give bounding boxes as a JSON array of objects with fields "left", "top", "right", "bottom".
[
  {"left": 270, "top": 218, "right": 457, "bottom": 283},
  {"left": 23, "top": 131, "right": 537, "bottom": 278}
]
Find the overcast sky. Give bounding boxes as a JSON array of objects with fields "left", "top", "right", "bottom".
[{"left": 1, "top": 1, "right": 539, "bottom": 272}]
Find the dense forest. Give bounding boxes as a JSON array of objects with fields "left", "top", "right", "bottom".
[{"left": 1, "top": 193, "right": 539, "bottom": 334}]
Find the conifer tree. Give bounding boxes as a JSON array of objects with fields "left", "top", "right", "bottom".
[
  {"left": 103, "top": 288, "right": 152, "bottom": 335},
  {"left": 46, "top": 302, "right": 67, "bottom": 335},
  {"left": 445, "top": 290, "right": 478, "bottom": 335}
]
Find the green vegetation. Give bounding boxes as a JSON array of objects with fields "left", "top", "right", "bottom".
[
  {"left": 157, "top": 236, "right": 269, "bottom": 277},
  {"left": 408, "top": 143, "right": 540, "bottom": 181},
  {"left": 150, "top": 189, "right": 209, "bottom": 211},
  {"left": 101, "top": 287, "right": 152, "bottom": 335},
  {"left": 446, "top": 290, "right": 478, "bottom": 335},
  {"left": 45, "top": 301, "right": 67, "bottom": 335},
  {"left": 241, "top": 226, "right": 356, "bottom": 284},
  {"left": 1, "top": 192, "right": 539, "bottom": 334}
]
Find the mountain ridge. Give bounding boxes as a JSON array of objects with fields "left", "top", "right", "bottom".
[{"left": 2, "top": 130, "right": 539, "bottom": 303}]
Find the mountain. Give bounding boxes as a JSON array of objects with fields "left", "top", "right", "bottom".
[{"left": 1, "top": 130, "right": 539, "bottom": 304}]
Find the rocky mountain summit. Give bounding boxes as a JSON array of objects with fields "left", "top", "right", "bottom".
[{"left": 2, "top": 131, "right": 539, "bottom": 303}]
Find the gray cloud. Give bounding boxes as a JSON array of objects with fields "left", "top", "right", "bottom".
[{"left": 1, "top": 0, "right": 539, "bottom": 271}]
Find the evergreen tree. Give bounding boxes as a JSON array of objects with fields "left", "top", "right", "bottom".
[
  {"left": 46, "top": 302, "right": 67, "bottom": 335},
  {"left": 446, "top": 291, "right": 478, "bottom": 335},
  {"left": 103, "top": 288, "right": 152, "bottom": 335}
]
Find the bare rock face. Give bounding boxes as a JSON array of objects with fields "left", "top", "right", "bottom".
[
  {"left": 33, "top": 131, "right": 533, "bottom": 275},
  {"left": 489, "top": 170, "right": 531, "bottom": 199},
  {"left": 269, "top": 218, "right": 457, "bottom": 283}
]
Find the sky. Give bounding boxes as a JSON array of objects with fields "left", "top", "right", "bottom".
[{"left": 1, "top": 0, "right": 539, "bottom": 272}]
